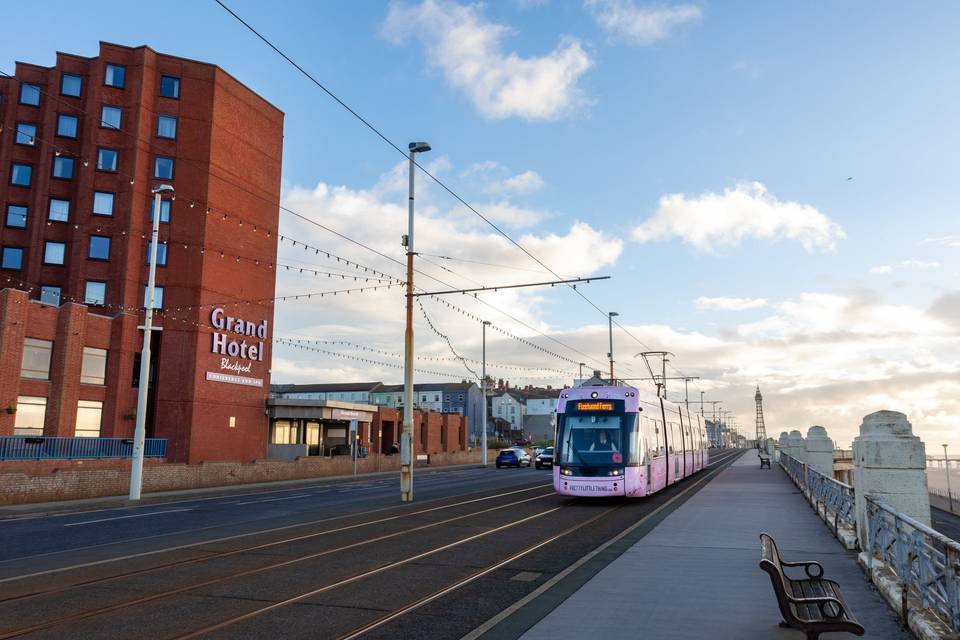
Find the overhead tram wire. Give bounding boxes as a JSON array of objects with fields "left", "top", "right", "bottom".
[{"left": 212, "top": 1, "right": 659, "bottom": 380}]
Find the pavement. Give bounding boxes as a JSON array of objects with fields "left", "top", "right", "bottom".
[{"left": 515, "top": 452, "right": 911, "bottom": 640}]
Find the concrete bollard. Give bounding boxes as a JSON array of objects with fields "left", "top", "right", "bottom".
[
  {"left": 766, "top": 437, "right": 776, "bottom": 458},
  {"left": 805, "top": 426, "right": 834, "bottom": 478},
  {"left": 853, "top": 410, "right": 930, "bottom": 550},
  {"left": 778, "top": 431, "right": 790, "bottom": 459},
  {"left": 789, "top": 430, "right": 806, "bottom": 462}
]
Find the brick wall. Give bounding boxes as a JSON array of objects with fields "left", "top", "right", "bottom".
[{"left": 0, "top": 449, "right": 491, "bottom": 505}]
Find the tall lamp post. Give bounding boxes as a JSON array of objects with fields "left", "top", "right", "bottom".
[
  {"left": 578, "top": 362, "right": 584, "bottom": 386},
  {"left": 129, "top": 184, "right": 174, "bottom": 501},
  {"left": 401, "top": 141, "right": 431, "bottom": 503},
  {"left": 481, "top": 320, "right": 490, "bottom": 465},
  {"left": 944, "top": 444, "right": 954, "bottom": 513},
  {"left": 607, "top": 311, "right": 618, "bottom": 383}
]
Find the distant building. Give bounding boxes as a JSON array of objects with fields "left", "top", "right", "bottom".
[
  {"left": 490, "top": 390, "right": 526, "bottom": 432},
  {"left": 522, "top": 388, "right": 560, "bottom": 443},
  {"left": 271, "top": 382, "right": 382, "bottom": 404}
]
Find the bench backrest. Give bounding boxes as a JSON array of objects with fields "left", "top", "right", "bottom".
[{"left": 760, "top": 532, "right": 793, "bottom": 595}]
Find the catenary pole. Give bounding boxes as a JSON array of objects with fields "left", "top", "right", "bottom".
[
  {"left": 129, "top": 184, "right": 173, "bottom": 501},
  {"left": 482, "top": 320, "right": 490, "bottom": 465}
]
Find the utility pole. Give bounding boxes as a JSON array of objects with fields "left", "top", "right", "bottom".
[
  {"left": 402, "top": 141, "right": 431, "bottom": 503},
  {"left": 607, "top": 311, "right": 618, "bottom": 383},
  {"left": 578, "top": 363, "right": 585, "bottom": 386},
  {"left": 681, "top": 376, "right": 700, "bottom": 413},
  {"left": 482, "top": 320, "right": 490, "bottom": 465},
  {"left": 700, "top": 390, "right": 705, "bottom": 417},
  {"left": 129, "top": 184, "right": 174, "bottom": 501},
  {"left": 636, "top": 351, "right": 672, "bottom": 398},
  {"left": 944, "top": 444, "right": 954, "bottom": 513}
]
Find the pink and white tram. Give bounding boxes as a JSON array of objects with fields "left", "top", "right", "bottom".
[{"left": 553, "top": 384, "right": 709, "bottom": 498}]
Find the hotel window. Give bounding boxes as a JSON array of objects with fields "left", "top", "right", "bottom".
[
  {"left": 1, "top": 247, "right": 24, "bottom": 270},
  {"left": 75, "top": 400, "right": 103, "bottom": 437},
  {"left": 100, "top": 105, "right": 121, "bottom": 129},
  {"left": 160, "top": 75, "right": 180, "bottom": 98},
  {"left": 43, "top": 241, "right": 66, "bottom": 265},
  {"left": 154, "top": 156, "right": 174, "bottom": 179},
  {"left": 15, "top": 123, "right": 36, "bottom": 146},
  {"left": 21, "top": 338, "right": 53, "bottom": 380},
  {"left": 48, "top": 198, "right": 70, "bottom": 222},
  {"left": 19, "top": 83, "right": 40, "bottom": 106},
  {"left": 93, "top": 192, "right": 114, "bottom": 216},
  {"left": 88, "top": 235, "right": 111, "bottom": 260},
  {"left": 150, "top": 198, "right": 171, "bottom": 223},
  {"left": 80, "top": 347, "right": 108, "bottom": 385},
  {"left": 271, "top": 420, "right": 295, "bottom": 444},
  {"left": 143, "top": 285, "right": 164, "bottom": 309},
  {"left": 85, "top": 281, "right": 106, "bottom": 305},
  {"left": 56, "top": 114, "right": 79, "bottom": 138},
  {"left": 61, "top": 73, "right": 82, "bottom": 97},
  {"left": 156, "top": 114, "right": 177, "bottom": 139},
  {"left": 13, "top": 396, "right": 46, "bottom": 436},
  {"left": 39, "top": 286, "right": 61, "bottom": 306},
  {"left": 97, "top": 148, "right": 118, "bottom": 172},
  {"left": 147, "top": 241, "right": 168, "bottom": 266},
  {"left": 52, "top": 156, "right": 75, "bottom": 180},
  {"left": 104, "top": 64, "right": 125, "bottom": 88},
  {"left": 10, "top": 163, "right": 32, "bottom": 187},
  {"left": 6, "top": 205, "right": 27, "bottom": 228}
]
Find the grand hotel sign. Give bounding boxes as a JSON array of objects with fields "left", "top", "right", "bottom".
[{"left": 204, "top": 307, "right": 268, "bottom": 387}]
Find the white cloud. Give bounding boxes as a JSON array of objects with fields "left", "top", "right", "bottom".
[
  {"left": 921, "top": 235, "right": 960, "bottom": 247},
  {"left": 585, "top": 0, "right": 702, "bottom": 46},
  {"left": 383, "top": 0, "right": 593, "bottom": 120},
  {"left": 869, "top": 259, "right": 941, "bottom": 275},
  {"left": 632, "top": 181, "right": 845, "bottom": 252},
  {"left": 462, "top": 162, "right": 545, "bottom": 196},
  {"left": 492, "top": 170, "right": 545, "bottom": 195},
  {"left": 694, "top": 296, "right": 769, "bottom": 311}
]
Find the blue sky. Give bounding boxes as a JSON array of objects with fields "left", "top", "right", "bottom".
[{"left": 4, "top": 1, "right": 959, "bottom": 448}]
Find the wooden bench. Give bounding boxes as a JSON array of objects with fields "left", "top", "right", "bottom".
[
  {"left": 758, "top": 450, "right": 771, "bottom": 469},
  {"left": 759, "top": 533, "right": 864, "bottom": 639}
]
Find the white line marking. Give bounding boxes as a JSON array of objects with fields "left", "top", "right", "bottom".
[
  {"left": 64, "top": 509, "right": 193, "bottom": 527},
  {"left": 232, "top": 494, "right": 310, "bottom": 506}
]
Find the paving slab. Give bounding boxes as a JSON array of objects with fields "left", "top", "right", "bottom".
[{"left": 520, "top": 452, "right": 910, "bottom": 640}]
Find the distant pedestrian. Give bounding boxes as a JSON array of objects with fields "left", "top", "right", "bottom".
[{"left": 390, "top": 442, "right": 400, "bottom": 455}]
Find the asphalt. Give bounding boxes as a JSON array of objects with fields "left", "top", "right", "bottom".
[
  {"left": 0, "top": 449, "right": 745, "bottom": 639},
  {"left": 504, "top": 452, "right": 911, "bottom": 640}
]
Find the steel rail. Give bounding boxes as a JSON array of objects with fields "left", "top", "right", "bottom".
[{"left": 0, "top": 490, "right": 554, "bottom": 639}]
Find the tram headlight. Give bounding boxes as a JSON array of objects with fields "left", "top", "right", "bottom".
[
  {"left": 608, "top": 468, "right": 621, "bottom": 476},
  {"left": 560, "top": 467, "right": 573, "bottom": 476}
]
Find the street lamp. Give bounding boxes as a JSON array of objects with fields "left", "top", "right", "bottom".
[
  {"left": 129, "top": 184, "right": 174, "bottom": 501},
  {"left": 944, "top": 444, "right": 954, "bottom": 513},
  {"left": 401, "top": 141, "right": 430, "bottom": 503},
  {"left": 578, "top": 362, "right": 585, "bottom": 387},
  {"left": 481, "top": 320, "right": 490, "bottom": 465},
  {"left": 607, "top": 311, "right": 618, "bottom": 383}
]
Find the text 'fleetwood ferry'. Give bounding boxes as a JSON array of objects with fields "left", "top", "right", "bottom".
[{"left": 554, "top": 383, "right": 708, "bottom": 497}]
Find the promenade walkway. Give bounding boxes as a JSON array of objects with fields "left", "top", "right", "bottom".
[{"left": 520, "top": 452, "right": 910, "bottom": 639}]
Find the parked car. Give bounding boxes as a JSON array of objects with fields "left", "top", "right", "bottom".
[
  {"left": 535, "top": 447, "right": 554, "bottom": 470},
  {"left": 496, "top": 449, "right": 530, "bottom": 468}
]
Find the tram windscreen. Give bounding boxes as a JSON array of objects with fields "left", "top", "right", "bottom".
[{"left": 558, "top": 414, "right": 623, "bottom": 466}]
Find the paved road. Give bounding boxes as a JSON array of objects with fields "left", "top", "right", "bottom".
[
  {"left": 932, "top": 506, "right": 960, "bottom": 542},
  {"left": 0, "top": 450, "right": 743, "bottom": 640}
]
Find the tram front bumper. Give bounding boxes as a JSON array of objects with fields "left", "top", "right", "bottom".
[{"left": 558, "top": 476, "right": 625, "bottom": 497}]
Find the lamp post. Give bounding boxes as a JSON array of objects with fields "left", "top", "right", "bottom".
[
  {"left": 578, "top": 362, "right": 584, "bottom": 387},
  {"left": 700, "top": 391, "right": 705, "bottom": 417},
  {"left": 944, "top": 444, "right": 954, "bottom": 513},
  {"left": 129, "top": 184, "right": 174, "bottom": 501},
  {"left": 402, "top": 141, "right": 430, "bottom": 503},
  {"left": 481, "top": 320, "right": 490, "bottom": 465},
  {"left": 607, "top": 311, "right": 618, "bottom": 383}
]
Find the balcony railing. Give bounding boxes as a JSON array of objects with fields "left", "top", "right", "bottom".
[
  {"left": 0, "top": 436, "right": 167, "bottom": 461},
  {"left": 780, "top": 453, "right": 857, "bottom": 542},
  {"left": 866, "top": 495, "right": 960, "bottom": 632}
]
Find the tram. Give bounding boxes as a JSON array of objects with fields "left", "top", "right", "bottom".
[{"left": 553, "top": 383, "right": 708, "bottom": 497}]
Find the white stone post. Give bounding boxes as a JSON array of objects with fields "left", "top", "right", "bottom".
[
  {"left": 778, "top": 431, "right": 790, "bottom": 459},
  {"left": 766, "top": 437, "right": 776, "bottom": 458},
  {"left": 789, "top": 430, "right": 806, "bottom": 463},
  {"left": 806, "top": 426, "right": 834, "bottom": 478},
  {"left": 853, "top": 410, "right": 930, "bottom": 551}
]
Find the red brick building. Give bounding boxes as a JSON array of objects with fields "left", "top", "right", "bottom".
[{"left": 0, "top": 43, "right": 283, "bottom": 463}]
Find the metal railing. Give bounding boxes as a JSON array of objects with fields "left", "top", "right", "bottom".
[
  {"left": 866, "top": 495, "right": 960, "bottom": 632},
  {"left": 780, "top": 453, "right": 857, "bottom": 539},
  {"left": 0, "top": 436, "right": 167, "bottom": 461}
]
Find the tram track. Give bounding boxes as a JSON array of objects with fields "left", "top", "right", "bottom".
[
  {"left": 0, "top": 486, "right": 553, "bottom": 639},
  {"left": 0, "top": 450, "right": 744, "bottom": 639}
]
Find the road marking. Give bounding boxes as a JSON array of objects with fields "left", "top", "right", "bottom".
[
  {"left": 0, "top": 483, "right": 551, "bottom": 583},
  {"left": 64, "top": 508, "right": 194, "bottom": 527},
  {"left": 231, "top": 494, "right": 310, "bottom": 506}
]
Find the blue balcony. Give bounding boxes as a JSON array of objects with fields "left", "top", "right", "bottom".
[{"left": 0, "top": 436, "right": 167, "bottom": 461}]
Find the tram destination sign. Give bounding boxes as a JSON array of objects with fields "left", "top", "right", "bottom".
[{"left": 575, "top": 401, "right": 614, "bottom": 412}]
